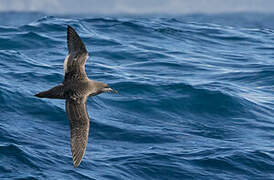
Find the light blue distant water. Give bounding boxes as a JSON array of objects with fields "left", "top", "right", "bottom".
[{"left": 0, "top": 12, "right": 273, "bottom": 179}]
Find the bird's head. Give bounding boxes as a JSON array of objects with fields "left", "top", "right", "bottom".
[{"left": 101, "top": 83, "right": 118, "bottom": 94}]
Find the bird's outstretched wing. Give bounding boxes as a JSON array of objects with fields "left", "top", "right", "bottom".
[
  {"left": 64, "top": 25, "right": 89, "bottom": 82},
  {"left": 35, "top": 84, "right": 65, "bottom": 99},
  {"left": 65, "top": 96, "right": 90, "bottom": 168}
]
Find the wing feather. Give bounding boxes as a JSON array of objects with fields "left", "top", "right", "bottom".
[
  {"left": 64, "top": 26, "right": 89, "bottom": 82},
  {"left": 65, "top": 96, "right": 90, "bottom": 168},
  {"left": 35, "top": 84, "right": 65, "bottom": 99},
  {"left": 67, "top": 25, "right": 87, "bottom": 55}
]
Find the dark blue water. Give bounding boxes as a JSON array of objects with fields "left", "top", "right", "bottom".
[{"left": 0, "top": 12, "right": 274, "bottom": 179}]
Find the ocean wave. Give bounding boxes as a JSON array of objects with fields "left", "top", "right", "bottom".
[{"left": 0, "top": 13, "right": 273, "bottom": 179}]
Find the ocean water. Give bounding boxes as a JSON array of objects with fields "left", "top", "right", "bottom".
[{"left": 0, "top": 12, "right": 273, "bottom": 179}]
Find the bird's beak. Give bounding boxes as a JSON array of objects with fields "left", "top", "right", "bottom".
[{"left": 104, "top": 87, "right": 118, "bottom": 94}]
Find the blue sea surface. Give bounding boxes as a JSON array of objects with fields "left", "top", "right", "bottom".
[{"left": 0, "top": 12, "right": 273, "bottom": 179}]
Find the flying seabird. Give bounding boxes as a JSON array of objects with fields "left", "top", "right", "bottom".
[{"left": 35, "top": 25, "right": 117, "bottom": 168}]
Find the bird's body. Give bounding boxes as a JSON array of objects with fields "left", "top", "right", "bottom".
[{"left": 35, "top": 26, "right": 116, "bottom": 168}]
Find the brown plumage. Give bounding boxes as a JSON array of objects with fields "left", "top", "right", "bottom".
[{"left": 35, "top": 25, "right": 117, "bottom": 168}]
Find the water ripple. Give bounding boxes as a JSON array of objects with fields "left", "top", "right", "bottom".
[{"left": 0, "top": 13, "right": 273, "bottom": 179}]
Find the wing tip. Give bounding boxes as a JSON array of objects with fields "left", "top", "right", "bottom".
[
  {"left": 67, "top": 25, "right": 75, "bottom": 39},
  {"left": 34, "top": 92, "right": 46, "bottom": 98},
  {"left": 72, "top": 151, "right": 85, "bottom": 168},
  {"left": 73, "top": 160, "right": 81, "bottom": 168},
  {"left": 67, "top": 25, "right": 87, "bottom": 54},
  {"left": 70, "top": 136, "right": 87, "bottom": 168},
  {"left": 67, "top": 25, "right": 73, "bottom": 30}
]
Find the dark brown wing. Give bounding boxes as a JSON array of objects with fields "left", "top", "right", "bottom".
[
  {"left": 64, "top": 26, "right": 89, "bottom": 82},
  {"left": 67, "top": 25, "right": 87, "bottom": 55},
  {"left": 35, "top": 84, "right": 65, "bottom": 99},
  {"left": 65, "top": 96, "right": 90, "bottom": 168}
]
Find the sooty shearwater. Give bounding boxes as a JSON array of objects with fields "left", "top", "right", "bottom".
[{"left": 35, "top": 25, "right": 117, "bottom": 168}]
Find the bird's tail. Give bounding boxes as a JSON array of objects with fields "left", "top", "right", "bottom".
[{"left": 35, "top": 84, "right": 65, "bottom": 99}]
